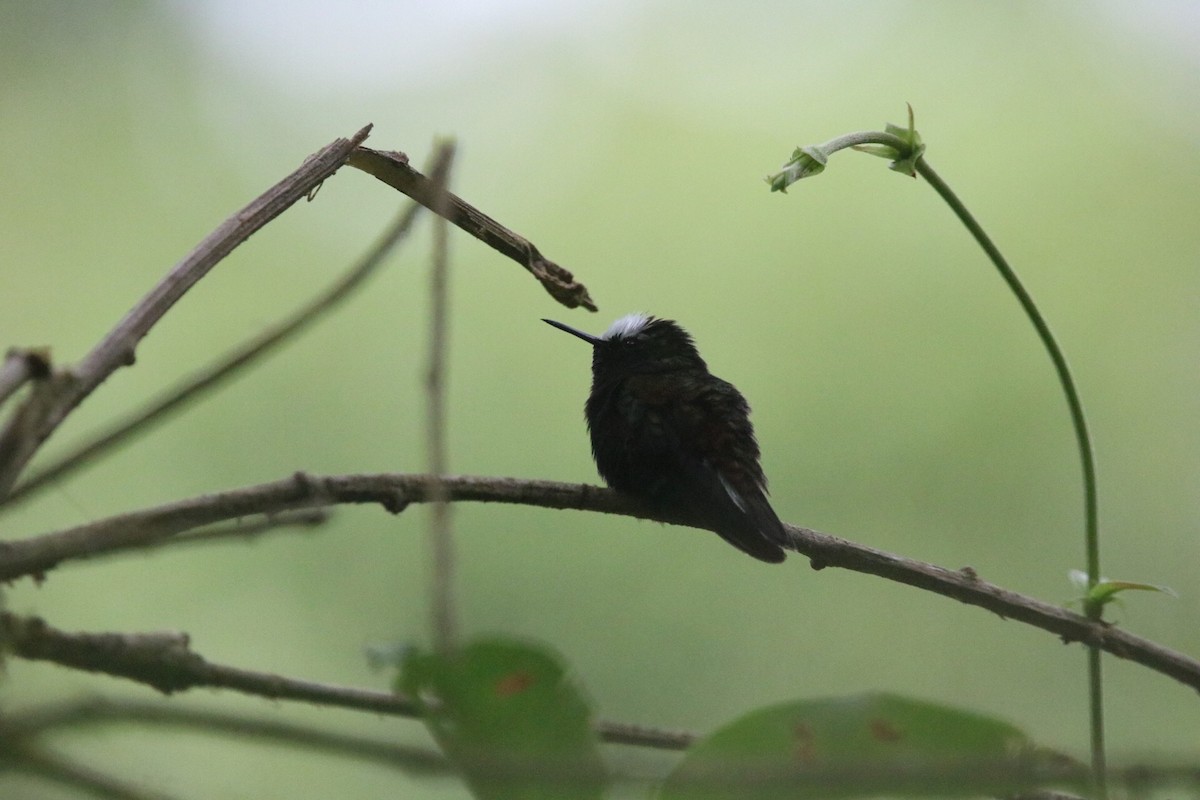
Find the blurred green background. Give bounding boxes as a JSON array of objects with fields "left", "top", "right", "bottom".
[{"left": 2, "top": 1, "right": 1198, "bottom": 797}]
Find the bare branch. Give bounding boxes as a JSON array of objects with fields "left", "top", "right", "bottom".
[
  {"left": 4, "top": 195, "right": 423, "bottom": 510},
  {"left": 0, "top": 474, "right": 587, "bottom": 581},
  {"left": 0, "top": 613, "right": 695, "bottom": 752},
  {"left": 348, "top": 146, "right": 597, "bottom": 311},
  {"left": 592, "top": 719, "right": 696, "bottom": 750},
  {"left": 0, "top": 611, "right": 420, "bottom": 713},
  {"left": 0, "top": 125, "right": 374, "bottom": 498},
  {"left": 1, "top": 472, "right": 1197, "bottom": 695}
]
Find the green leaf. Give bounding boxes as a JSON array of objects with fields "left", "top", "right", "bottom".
[
  {"left": 659, "top": 693, "right": 1076, "bottom": 799},
  {"left": 399, "top": 637, "right": 607, "bottom": 800},
  {"left": 1068, "top": 569, "right": 1178, "bottom": 615},
  {"left": 1091, "top": 579, "right": 1178, "bottom": 601}
]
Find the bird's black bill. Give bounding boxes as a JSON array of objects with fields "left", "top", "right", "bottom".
[{"left": 543, "top": 318, "right": 602, "bottom": 345}]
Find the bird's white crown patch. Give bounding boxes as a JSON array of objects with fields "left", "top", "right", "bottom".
[{"left": 602, "top": 313, "right": 652, "bottom": 341}]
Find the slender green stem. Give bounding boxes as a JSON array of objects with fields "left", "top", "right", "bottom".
[
  {"left": 912, "top": 157, "right": 1105, "bottom": 798},
  {"left": 824, "top": 131, "right": 906, "bottom": 152},
  {"left": 1088, "top": 645, "right": 1106, "bottom": 796},
  {"left": 912, "top": 159, "right": 1100, "bottom": 580},
  {"left": 774, "top": 130, "right": 1107, "bottom": 796}
]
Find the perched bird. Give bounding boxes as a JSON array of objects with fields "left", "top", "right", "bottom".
[{"left": 543, "top": 313, "right": 789, "bottom": 563}]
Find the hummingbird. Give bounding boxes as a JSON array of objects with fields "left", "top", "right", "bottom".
[{"left": 543, "top": 313, "right": 790, "bottom": 563}]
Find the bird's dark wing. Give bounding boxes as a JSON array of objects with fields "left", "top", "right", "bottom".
[
  {"left": 693, "top": 468, "right": 788, "bottom": 563},
  {"left": 656, "top": 375, "right": 790, "bottom": 563}
]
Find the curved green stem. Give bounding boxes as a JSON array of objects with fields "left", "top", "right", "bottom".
[
  {"left": 913, "top": 159, "right": 1100, "bottom": 584},
  {"left": 825, "top": 131, "right": 908, "bottom": 152},
  {"left": 913, "top": 157, "right": 1104, "bottom": 797},
  {"left": 771, "top": 123, "right": 1106, "bottom": 796},
  {"left": 767, "top": 132, "right": 913, "bottom": 190}
]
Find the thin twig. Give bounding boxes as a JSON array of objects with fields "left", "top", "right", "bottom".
[
  {"left": 0, "top": 472, "right": 1197, "bottom": 695},
  {"left": 0, "top": 613, "right": 693, "bottom": 752},
  {"left": 0, "top": 125, "right": 374, "bottom": 499},
  {"left": 3, "top": 697, "right": 450, "bottom": 775},
  {"left": 98, "top": 509, "right": 330, "bottom": 557},
  {"left": 5, "top": 743, "right": 182, "bottom": 800},
  {"left": 4, "top": 195, "right": 423, "bottom": 509},
  {"left": 593, "top": 719, "right": 696, "bottom": 750},
  {"left": 0, "top": 611, "right": 420, "bottom": 713},
  {"left": 424, "top": 141, "right": 458, "bottom": 655},
  {"left": 347, "top": 146, "right": 597, "bottom": 311}
]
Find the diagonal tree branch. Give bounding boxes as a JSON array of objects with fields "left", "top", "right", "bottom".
[
  {"left": 348, "top": 146, "right": 596, "bottom": 311},
  {"left": 0, "top": 472, "right": 1197, "bottom": 695},
  {"left": 3, "top": 194, "right": 422, "bottom": 510},
  {"left": 0, "top": 125, "right": 374, "bottom": 498}
]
